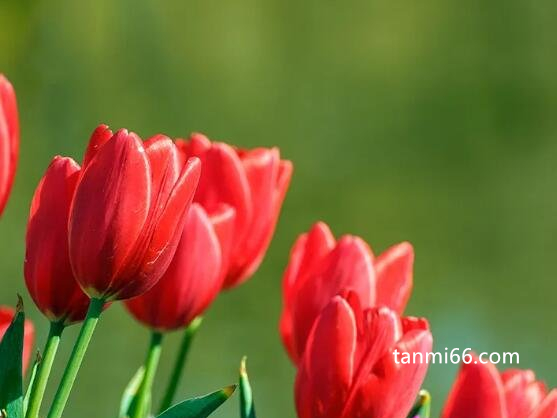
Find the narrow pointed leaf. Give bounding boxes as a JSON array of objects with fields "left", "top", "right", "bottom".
[
  {"left": 0, "top": 299, "right": 25, "bottom": 418},
  {"left": 239, "top": 357, "right": 256, "bottom": 418},
  {"left": 156, "top": 386, "right": 236, "bottom": 418},
  {"left": 119, "top": 366, "right": 145, "bottom": 418},
  {"left": 407, "top": 390, "right": 431, "bottom": 418},
  {"left": 23, "top": 351, "right": 41, "bottom": 414}
]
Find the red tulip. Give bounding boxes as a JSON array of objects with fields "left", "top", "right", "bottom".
[
  {"left": 125, "top": 202, "right": 235, "bottom": 331},
  {"left": 0, "top": 306, "right": 34, "bottom": 373},
  {"left": 295, "top": 294, "right": 432, "bottom": 418},
  {"left": 25, "top": 157, "right": 90, "bottom": 324},
  {"left": 442, "top": 354, "right": 557, "bottom": 418},
  {"left": 280, "top": 222, "right": 414, "bottom": 363},
  {"left": 0, "top": 75, "right": 19, "bottom": 217},
  {"left": 176, "top": 133, "right": 292, "bottom": 288},
  {"left": 68, "top": 126, "right": 201, "bottom": 301}
]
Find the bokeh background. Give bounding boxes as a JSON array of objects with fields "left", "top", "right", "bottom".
[{"left": 1, "top": 0, "right": 556, "bottom": 416}]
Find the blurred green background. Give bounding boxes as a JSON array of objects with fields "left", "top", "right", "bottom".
[{"left": 1, "top": 0, "right": 556, "bottom": 416}]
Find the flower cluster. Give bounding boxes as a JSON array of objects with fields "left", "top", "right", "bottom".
[
  {"left": 0, "top": 73, "right": 555, "bottom": 418},
  {"left": 280, "top": 223, "right": 432, "bottom": 418},
  {"left": 279, "top": 224, "right": 557, "bottom": 418}
]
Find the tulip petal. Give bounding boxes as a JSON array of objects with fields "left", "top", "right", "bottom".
[
  {"left": 375, "top": 242, "right": 414, "bottom": 314},
  {"left": 529, "top": 389, "right": 557, "bottom": 418},
  {"left": 227, "top": 150, "right": 292, "bottom": 286},
  {"left": 118, "top": 136, "right": 181, "bottom": 284},
  {"left": 280, "top": 222, "right": 338, "bottom": 362},
  {"left": 341, "top": 312, "right": 431, "bottom": 418},
  {"left": 379, "top": 330, "right": 433, "bottom": 418},
  {"left": 191, "top": 139, "right": 252, "bottom": 245},
  {"left": 177, "top": 132, "right": 211, "bottom": 155},
  {"left": 253, "top": 158, "right": 291, "bottom": 270},
  {"left": 208, "top": 204, "right": 236, "bottom": 281},
  {"left": 441, "top": 354, "right": 506, "bottom": 418},
  {"left": 117, "top": 156, "right": 201, "bottom": 300},
  {"left": 143, "top": 156, "right": 200, "bottom": 267},
  {"left": 283, "top": 222, "right": 336, "bottom": 296},
  {"left": 82, "top": 124, "right": 113, "bottom": 167},
  {"left": 226, "top": 148, "right": 278, "bottom": 284},
  {"left": 402, "top": 316, "right": 430, "bottom": 333},
  {"left": 0, "top": 111, "right": 10, "bottom": 213},
  {"left": 125, "top": 203, "right": 222, "bottom": 330},
  {"left": 279, "top": 222, "right": 335, "bottom": 363},
  {"left": 144, "top": 135, "right": 181, "bottom": 205},
  {"left": 359, "top": 307, "right": 402, "bottom": 367},
  {"left": 340, "top": 308, "right": 402, "bottom": 418},
  {"left": 0, "top": 75, "right": 19, "bottom": 216},
  {"left": 502, "top": 369, "right": 547, "bottom": 418},
  {"left": 295, "top": 296, "right": 356, "bottom": 418},
  {"left": 69, "top": 130, "right": 151, "bottom": 298},
  {"left": 0, "top": 75, "right": 18, "bottom": 149},
  {"left": 291, "top": 235, "right": 375, "bottom": 361},
  {"left": 25, "top": 157, "right": 89, "bottom": 324},
  {"left": 276, "top": 160, "right": 293, "bottom": 206}
]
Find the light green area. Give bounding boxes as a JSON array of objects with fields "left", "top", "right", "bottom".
[{"left": 1, "top": 0, "right": 556, "bottom": 416}]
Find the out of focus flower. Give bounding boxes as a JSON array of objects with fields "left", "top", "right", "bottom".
[
  {"left": 442, "top": 354, "right": 557, "bottom": 418},
  {"left": 67, "top": 126, "right": 201, "bottom": 301},
  {"left": 295, "top": 294, "right": 432, "bottom": 418},
  {"left": 280, "top": 222, "right": 414, "bottom": 363},
  {"left": 0, "top": 306, "right": 34, "bottom": 373},
  {"left": 0, "top": 74, "right": 19, "bottom": 217},
  {"left": 125, "top": 202, "right": 235, "bottom": 331},
  {"left": 177, "top": 133, "right": 292, "bottom": 288},
  {"left": 25, "top": 157, "right": 90, "bottom": 324}
]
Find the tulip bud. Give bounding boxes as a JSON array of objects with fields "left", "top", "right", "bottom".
[
  {"left": 442, "top": 354, "right": 557, "bottom": 418},
  {"left": 0, "top": 74, "right": 19, "bottom": 217},
  {"left": 295, "top": 294, "right": 432, "bottom": 418},
  {"left": 68, "top": 126, "right": 201, "bottom": 301},
  {"left": 280, "top": 222, "right": 414, "bottom": 363},
  {"left": 177, "top": 133, "right": 292, "bottom": 288},
  {"left": 24, "top": 157, "right": 90, "bottom": 324},
  {"left": 0, "top": 306, "right": 34, "bottom": 373}
]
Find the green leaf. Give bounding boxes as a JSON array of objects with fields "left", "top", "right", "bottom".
[
  {"left": 119, "top": 366, "right": 145, "bottom": 418},
  {"left": 407, "top": 390, "right": 431, "bottom": 418},
  {"left": 156, "top": 386, "right": 236, "bottom": 418},
  {"left": 0, "top": 297, "right": 25, "bottom": 418},
  {"left": 23, "top": 351, "right": 41, "bottom": 414},
  {"left": 239, "top": 357, "right": 256, "bottom": 418}
]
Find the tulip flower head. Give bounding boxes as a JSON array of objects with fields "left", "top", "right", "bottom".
[
  {"left": 442, "top": 354, "right": 557, "bottom": 418},
  {"left": 0, "top": 74, "right": 19, "bottom": 217},
  {"left": 125, "top": 202, "right": 235, "bottom": 331},
  {"left": 280, "top": 222, "right": 414, "bottom": 363},
  {"left": 67, "top": 125, "right": 201, "bottom": 301},
  {"left": 25, "top": 157, "right": 90, "bottom": 324},
  {"left": 176, "top": 133, "right": 292, "bottom": 288},
  {"left": 295, "top": 293, "right": 432, "bottom": 418},
  {"left": 0, "top": 306, "right": 34, "bottom": 373}
]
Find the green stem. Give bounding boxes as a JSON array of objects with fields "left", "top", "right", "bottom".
[
  {"left": 132, "top": 331, "right": 163, "bottom": 418},
  {"left": 158, "top": 317, "right": 202, "bottom": 413},
  {"left": 46, "top": 297, "right": 104, "bottom": 418},
  {"left": 25, "top": 321, "right": 65, "bottom": 418}
]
